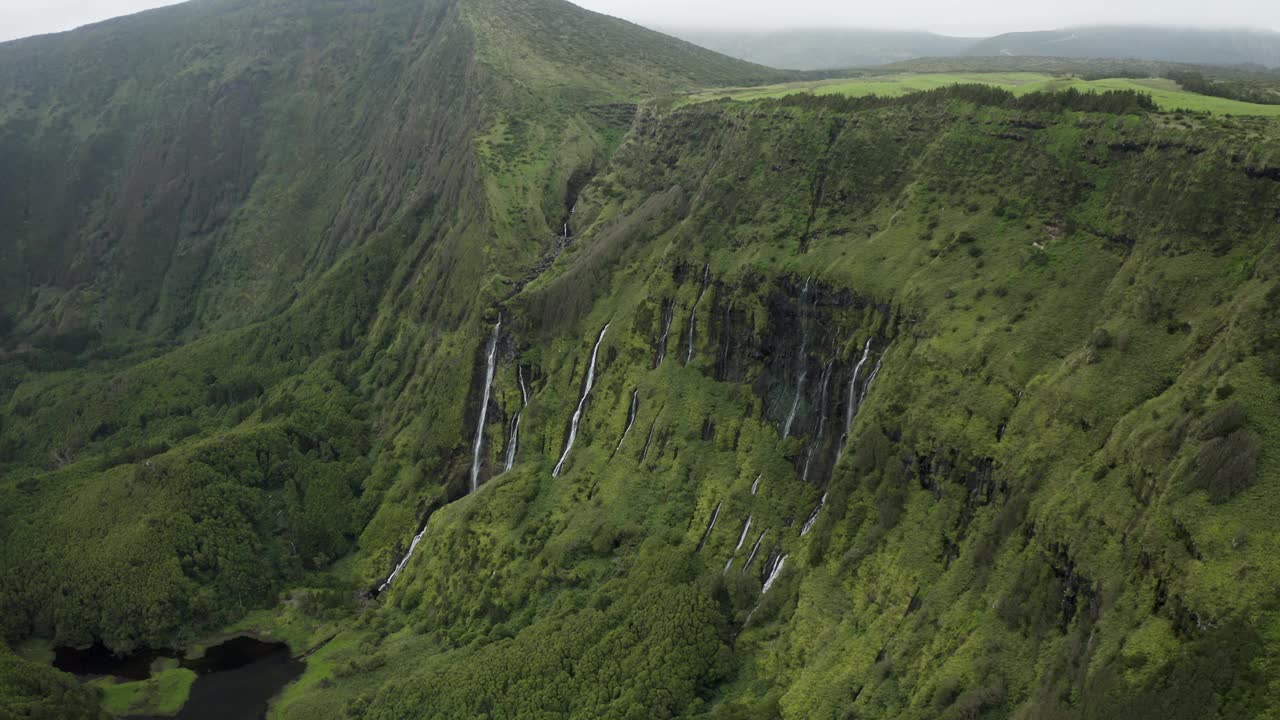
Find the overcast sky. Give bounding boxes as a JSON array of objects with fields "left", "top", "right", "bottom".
[{"left": 0, "top": 0, "right": 1277, "bottom": 42}]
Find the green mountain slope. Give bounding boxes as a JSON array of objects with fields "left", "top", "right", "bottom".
[
  {"left": 2, "top": 2, "right": 1280, "bottom": 719},
  {"left": 0, "top": 0, "right": 779, "bottom": 648}
]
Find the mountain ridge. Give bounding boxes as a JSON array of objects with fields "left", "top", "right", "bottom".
[{"left": 663, "top": 25, "right": 1280, "bottom": 70}]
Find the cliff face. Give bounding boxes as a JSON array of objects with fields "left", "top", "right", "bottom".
[
  {"left": 1, "top": 2, "right": 1279, "bottom": 718},
  {"left": 353, "top": 95, "right": 1278, "bottom": 719}
]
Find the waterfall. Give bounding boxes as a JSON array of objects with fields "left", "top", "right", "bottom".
[
  {"left": 696, "top": 502, "right": 721, "bottom": 552},
  {"left": 377, "top": 524, "right": 427, "bottom": 593},
  {"left": 639, "top": 415, "right": 658, "bottom": 462},
  {"left": 762, "top": 554, "right": 788, "bottom": 593},
  {"left": 654, "top": 299, "right": 674, "bottom": 368},
  {"left": 612, "top": 389, "right": 639, "bottom": 457},
  {"left": 735, "top": 515, "right": 753, "bottom": 551},
  {"left": 859, "top": 351, "right": 885, "bottom": 406},
  {"left": 723, "top": 557, "right": 735, "bottom": 575},
  {"left": 800, "top": 493, "right": 828, "bottom": 536},
  {"left": 781, "top": 277, "right": 812, "bottom": 438},
  {"left": 839, "top": 339, "right": 874, "bottom": 452},
  {"left": 469, "top": 318, "right": 502, "bottom": 493},
  {"left": 503, "top": 367, "right": 528, "bottom": 473},
  {"left": 503, "top": 415, "right": 521, "bottom": 473},
  {"left": 742, "top": 529, "right": 767, "bottom": 573},
  {"left": 552, "top": 324, "right": 610, "bottom": 478},
  {"left": 686, "top": 265, "right": 710, "bottom": 364},
  {"left": 751, "top": 474, "right": 762, "bottom": 495},
  {"left": 801, "top": 361, "right": 834, "bottom": 482},
  {"left": 781, "top": 371, "right": 806, "bottom": 439}
]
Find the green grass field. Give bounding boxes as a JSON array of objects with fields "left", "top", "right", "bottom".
[
  {"left": 683, "top": 72, "right": 1280, "bottom": 116},
  {"left": 90, "top": 664, "right": 196, "bottom": 717}
]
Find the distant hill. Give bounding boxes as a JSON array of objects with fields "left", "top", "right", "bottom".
[
  {"left": 662, "top": 28, "right": 976, "bottom": 70},
  {"left": 968, "top": 26, "right": 1280, "bottom": 67},
  {"left": 666, "top": 25, "right": 1280, "bottom": 70}
]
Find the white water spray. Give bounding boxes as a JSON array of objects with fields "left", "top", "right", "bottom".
[
  {"left": 469, "top": 317, "right": 501, "bottom": 493},
  {"left": 751, "top": 474, "right": 762, "bottom": 495},
  {"left": 800, "top": 493, "right": 828, "bottom": 537},
  {"left": 735, "top": 515, "right": 753, "bottom": 551},
  {"left": 696, "top": 502, "right": 721, "bottom": 551},
  {"left": 859, "top": 351, "right": 885, "bottom": 407},
  {"left": 503, "top": 368, "right": 528, "bottom": 473},
  {"left": 552, "top": 323, "right": 610, "bottom": 477},
  {"left": 613, "top": 390, "right": 639, "bottom": 456},
  {"left": 742, "top": 529, "right": 767, "bottom": 573},
  {"left": 801, "top": 362, "right": 833, "bottom": 482},
  {"left": 781, "top": 278, "right": 812, "bottom": 438},
  {"left": 841, "top": 339, "right": 874, "bottom": 448},
  {"left": 762, "top": 554, "right": 788, "bottom": 593},
  {"left": 378, "top": 525, "right": 427, "bottom": 593},
  {"left": 686, "top": 265, "right": 710, "bottom": 364},
  {"left": 655, "top": 299, "right": 674, "bottom": 368}
]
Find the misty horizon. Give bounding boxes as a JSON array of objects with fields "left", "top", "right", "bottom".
[{"left": 1, "top": 0, "right": 1278, "bottom": 43}]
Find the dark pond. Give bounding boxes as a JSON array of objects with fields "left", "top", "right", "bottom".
[{"left": 53, "top": 636, "right": 305, "bottom": 720}]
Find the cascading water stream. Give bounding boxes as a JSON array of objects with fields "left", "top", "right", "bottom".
[
  {"left": 722, "top": 514, "right": 754, "bottom": 574},
  {"left": 503, "top": 367, "right": 529, "bottom": 473},
  {"left": 800, "top": 493, "right": 828, "bottom": 536},
  {"left": 751, "top": 474, "right": 762, "bottom": 495},
  {"left": 377, "top": 524, "right": 427, "bottom": 593},
  {"left": 859, "top": 350, "right": 885, "bottom": 406},
  {"left": 696, "top": 502, "right": 721, "bottom": 552},
  {"left": 742, "top": 529, "right": 767, "bottom": 573},
  {"left": 837, "top": 338, "right": 874, "bottom": 458},
  {"left": 801, "top": 361, "right": 834, "bottom": 482},
  {"left": 503, "top": 415, "right": 521, "bottom": 473},
  {"left": 781, "top": 277, "right": 812, "bottom": 439},
  {"left": 735, "top": 516, "right": 753, "bottom": 551},
  {"left": 686, "top": 265, "right": 710, "bottom": 364},
  {"left": 761, "top": 554, "right": 788, "bottom": 593},
  {"left": 552, "top": 323, "right": 610, "bottom": 478},
  {"left": 654, "top": 299, "right": 674, "bottom": 368},
  {"left": 611, "top": 390, "right": 640, "bottom": 458},
  {"left": 469, "top": 317, "right": 502, "bottom": 493}
]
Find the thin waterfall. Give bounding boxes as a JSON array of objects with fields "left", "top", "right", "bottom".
[
  {"left": 859, "top": 350, "right": 885, "bottom": 406},
  {"left": 503, "top": 367, "right": 528, "bottom": 473},
  {"left": 723, "top": 557, "right": 735, "bottom": 575},
  {"left": 503, "top": 415, "right": 521, "bottom": 473},
  {"left": 639, "top": 414, "right": 659, "bottom": 462},
  {"left": 742, "top": 529, "right": 767, "bottom": 573},
  {"left": 736, "top": 515, "right": 753, "bottom": 551},
  {"left": 378, "top": 524, "right": 427, "bottom": 593},
  {"left": 762, "top": 554, "right": 788, "bottom": 593},
  {"left": 751, "top": 474, "right": 762, "bottom": 495},
  {"left": 781, "top": 277, "right": 812, "bottom": 438},
  {"left": 801, "top": 361, "right": 834, "bottom": 483},
  {"left": 469, "top": 317, "right": 502, "bottom": 493},
  {"left": 552, "top": 324, "right": 610, "bottom": 477},
  {"left": 837, "top": 339, "right": 875, "bottom": 461},
  {"left": 696, "top": 502, "right": 721, "bottom": 552},
  {"left": 654, "top": 299, "right": 674, "bottom": 368},
  {"left": 800, "top": 493, "right": 828, "bottom": 536},
  {"left": 611, "top": 389, "right": 639, "bottom": 458},
  {"left": 686, "top": 265, "right": 710, "bottom": 364}
]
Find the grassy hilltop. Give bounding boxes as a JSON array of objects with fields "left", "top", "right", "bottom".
[{"left": 1, "top": 0, "right": 1280, "bottom": 718}]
